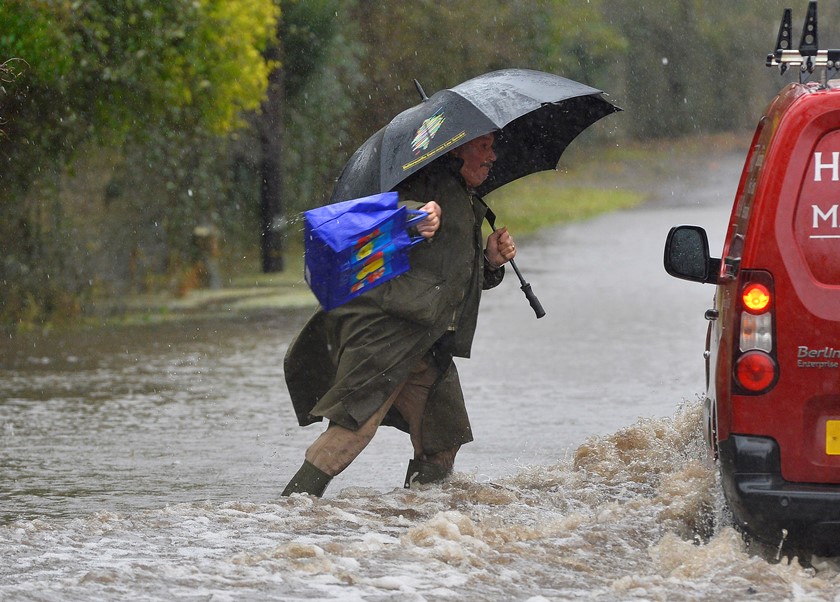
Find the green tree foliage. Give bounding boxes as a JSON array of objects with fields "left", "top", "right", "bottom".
[
  {"left": 279, "top": 0, "right": 358, "bottom": 213},
  {"left": 530, "top": 0, "right": 628, "bottom": 87},
  {"left": 0, "top": 0, "right": 277, "bottom": 194},
  {"left": 254, "top": 0, "right": 340, "bottom": 272},
  {"left": 281, "top": 0, "right": 339, "bottom": 99},
  {"left": 0, "top": 0, "right": 830, "bottom": 327},
  {"left": 601, "top": 0, "right": 798, "bottom": 138},
  {"left": 0, "top": 0, "right": 278, "bottom": 325},
  {"left": 337, "top": 1, "right": 559, "bottom": 150}
]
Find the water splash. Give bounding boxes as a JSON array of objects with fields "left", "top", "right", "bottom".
[{"left": 5, "top": 400, "right": 839, "bottom": 600}]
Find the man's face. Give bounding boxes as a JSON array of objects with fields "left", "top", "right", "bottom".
[{"left": 452, "top": 134, "right": 496, "bottom": 188}]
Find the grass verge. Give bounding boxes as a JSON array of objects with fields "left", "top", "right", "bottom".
[{"left": 487, "top": 181, "right": 643, "bottom": 235}]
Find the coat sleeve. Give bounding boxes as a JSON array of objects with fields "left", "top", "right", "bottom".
[
  {"left": 398, "top": 199, "right": 426, "bottom": 211},
  {"left": 482, "top": 260, "right": 505, "bottom": 290}
]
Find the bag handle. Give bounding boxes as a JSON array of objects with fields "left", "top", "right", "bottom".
[{"left": 405, "top": 209, "right": 429, "bottom": 246}]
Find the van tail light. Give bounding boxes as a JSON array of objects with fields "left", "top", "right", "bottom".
[
  {"left": 740, "top": 313, "right": 773, "bottom": 352},
  {"left": 734, "top": 271, "right": 778, "bottom": 394},
  {"left": 742, "top": 283, "right": 771, "bottom": 312},
  {"left": 735, "top": 351, "right": 778, "bottom": 392}
]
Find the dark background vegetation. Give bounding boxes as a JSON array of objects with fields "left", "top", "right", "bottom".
[{"left": 0, "top": 0, "right": 831, "bottom": 327}]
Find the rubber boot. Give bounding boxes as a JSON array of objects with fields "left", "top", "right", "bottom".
[
  {"left": 282, "top": 460, "right": 332, "bottom": 497},
  {"left": 404, "top": 458, "right": 449, "bottom": 489}
]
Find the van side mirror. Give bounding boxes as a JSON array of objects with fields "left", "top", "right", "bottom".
[{"left": 663, "top": 225, "right": 720, "bottom": 284}]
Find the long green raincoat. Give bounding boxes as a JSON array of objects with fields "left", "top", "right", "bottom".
[{"left": 284, "top": 156, "right": 504, "bottom": 454}]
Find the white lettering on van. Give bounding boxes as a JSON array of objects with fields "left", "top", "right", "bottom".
[
  {"left": 814, "top": 151, "right": 840, "bottom": 181},
  {"left": 810, "top": 205, "right": 840, "bottom": 238},
  {"left": 813, "top": 204, "right": 839, "bottom": 228}
]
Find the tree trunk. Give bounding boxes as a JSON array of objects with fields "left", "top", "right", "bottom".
[{"left": 259, "top": 43, "right": 285, "bottom": 273}]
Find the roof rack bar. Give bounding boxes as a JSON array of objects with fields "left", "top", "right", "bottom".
[{"left": 767, "top": 1, "right": 840, "bottom": 85}]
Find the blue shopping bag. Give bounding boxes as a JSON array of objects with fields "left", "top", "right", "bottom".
[{"left": 303, "top": 192, "right": 427, "bottom": 311}]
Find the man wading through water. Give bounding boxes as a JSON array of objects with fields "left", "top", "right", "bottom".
[{"left": 282, "top": 133, "right": 517, "bottom": 496}]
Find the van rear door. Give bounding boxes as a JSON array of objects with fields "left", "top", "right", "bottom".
[{"left": 746, "top": 86, "right": 840, "bottom": 483}]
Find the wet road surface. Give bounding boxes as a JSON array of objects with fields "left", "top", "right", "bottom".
[{"left": 6, "top": 148, "right": 840, "bottom": 600}]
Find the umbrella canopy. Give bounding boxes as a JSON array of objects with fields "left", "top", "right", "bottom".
[{"left": 331, "top": 68, "right": 620, "bottom": 202}]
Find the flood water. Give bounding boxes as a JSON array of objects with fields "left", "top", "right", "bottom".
[{"left": 5, "top": 149, "right": 840, "bottom": 600}]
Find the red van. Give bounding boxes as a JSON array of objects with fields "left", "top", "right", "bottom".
[{"left": 664, "top": 2, "right": 840, "bottom": 553}]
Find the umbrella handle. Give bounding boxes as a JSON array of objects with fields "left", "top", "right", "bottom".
[
  {"left": 508, "top": 258, "right": 546, "bottom": 319},
  {"left": 485, "top": 207, "right": 545, "bottom": 319}
]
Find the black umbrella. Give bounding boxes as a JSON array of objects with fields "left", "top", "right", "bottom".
[{"left": 331, "top": 68, "right": 621, "bottom": 317}]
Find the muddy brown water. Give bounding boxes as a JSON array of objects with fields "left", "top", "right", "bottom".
[{"left": 4, "top": 150, "right": 840, "bottom": 600}]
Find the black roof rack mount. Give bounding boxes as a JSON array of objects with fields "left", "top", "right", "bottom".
[{"left": 767, "top": 1, "right": 840, "bottom": 84}]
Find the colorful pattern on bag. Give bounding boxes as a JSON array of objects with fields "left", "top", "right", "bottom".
[
  {"left": 350, "top": 251, "right": 386, "bottom": 293},
  {"left": 353, "top": 221, "right": 395, "bottom": 262}
]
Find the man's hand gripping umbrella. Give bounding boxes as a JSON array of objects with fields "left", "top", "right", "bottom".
[{"left": 485, "top": 211, "right": 545, "bottom": 319}]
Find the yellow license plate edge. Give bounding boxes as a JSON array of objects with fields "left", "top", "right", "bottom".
[{"left": 826, "top": 420, "right": 840, "bottom": 455}]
